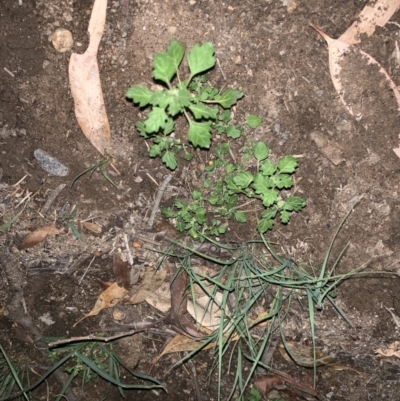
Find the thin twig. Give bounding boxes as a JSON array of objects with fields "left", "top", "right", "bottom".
[
  {"left": 78, "top": 255, "right": 96, "bottom": 285},
  {"left": 188, "top": 358, "right": 202, "bottom": 401},
  {"left": 49, "top": 318, "right": 165, "bottom": 348},
  {"left": 40, "top": 184, "right": 66, "bottom": 216},
  {"left": 124, "top": 233, "right": 134, "bottom": 265},
  {"left": 148, "top": 174, "right": 173, "bottom": 229},
  {"left": 216, "top": 57, "right": 226, "bottom": 81}
]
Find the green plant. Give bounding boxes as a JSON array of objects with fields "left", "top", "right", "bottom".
[
  {"left": 0, "top": 340, "right": 163, "bottom": 401},
  {"left": 59, "top": 204, "right": 83, "bottom": 242},
  {"left": 71, "top": 151, "right": 117, "bottom": 189},
  {"left": 246, "top": 387, "right": 262, "bottom": 401},
  {"left": 126, "top": 40, "right": 261, "bottom": 170},
  {"left": 159, "top": 202, "right": 380, "bottom": 401},
  {"left": 162, "top": 141, "right": 306, "bottom": 239}
]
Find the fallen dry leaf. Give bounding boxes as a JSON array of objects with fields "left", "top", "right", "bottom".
[
  {"left": 146, "top": 281, "right": 171, "bottom": 312},
  {"left": 311, "top": 24, "right": 400, "bottom": 159},
  {"left": 68, "top": 0, "right": 111, "bottom": 156},
  {"left": 375, "top": 341, "right": 400, "bottom": 358},
  {"left": 73, "top": 282, "right": 128, "bottom": 327},
  {"left": 127, "top": 265, "right": 167, "bottom": 305},
  {"left": 151, "top": 331, "right": 239, "bottom": 369},
  {"left": 187, "top": 292, "right": 230, "bottom": 331},
  {"left": 279, "top": 341, "right": 336, "bottom": 368},
  {"left": 339, "top": 0, "right": 400, "bottom": 45},
  {"left": 19, "top": 225, "right": 60, "bottom": 249},
  {"left": 81, "top": 221, "right": 102, "bottom": 234}
]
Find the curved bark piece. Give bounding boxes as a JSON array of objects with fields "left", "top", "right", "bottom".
[
  {"left": 68, "top": 0, "right": 111, "bottom": 156},
  {"left": 339, "top": 0, "right": 400, "bottom": 45},
  {"left": 311, "top": 24, "right": 400, "bottom": 159}
]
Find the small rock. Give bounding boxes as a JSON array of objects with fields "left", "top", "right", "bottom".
[
  {"left": 34, "top": 149, "right": 69, "bottom": 176},
  {"left": 50, "top": 28, "right": 73, "bottom": 53},
  {"left": 63, "top": 12, "right": 73, "bottom": 22}
]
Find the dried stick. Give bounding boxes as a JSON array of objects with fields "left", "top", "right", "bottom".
[
  {"left": 148, "top": 174, "right": 173, "bottom": 229},
  {"left": 49, "top": 318, "right": 165, "bottom": 348},
  {"left": 40, "top": 184, "right": 66, "bottom": 215}
]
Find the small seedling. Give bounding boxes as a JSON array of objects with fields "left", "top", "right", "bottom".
[
  {"left": 126, "top": 40, "right": 261, "bottom": 170},
  {"left": 162, "top": 141, "right": 306, "bottom": 239},
  {"left": 59, "top": 204, "right": 83, "bottom": 242},
  {"left": 71, "top": 151, "right": 117, "bottom": 188}
]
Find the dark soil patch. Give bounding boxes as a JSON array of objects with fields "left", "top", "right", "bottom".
[{"left": 2, "top": 0, "right": 400, "bottom": 400}]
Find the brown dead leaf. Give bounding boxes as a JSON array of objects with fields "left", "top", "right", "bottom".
[
  {"left": 146, "top": 281, "right": 171, "bottom": 312},
  {"left": 339, "top": 0, "right": 400, "bottom": 45},
  {"left": 73, "top": 282, "right": 128, "bottom": 327},
  {"left": 81, "top": 221, "right": 102, "bottom": 234},
  {"left": 68, "top": 0, "right": 111, "bottom": 156},
  {"left": 253, "top": 375, "right": 284, "bottom": 395},
  {"left": 151, "top": 332, "right": 239, "bottom": 369},
  {"left": 187, "top": 292, "right": 231, "bottom": 331},
  {"left": 19, "top": 225, "right": 60, "bottom": 249},
  {"left": 127, "top": 265, "right": 167, "bottom": 305},
  {"left": 279, "top": 341, "right": 336, "bottom": 368},
  {"left": 375, "top": 341, "right": 400, "bottom": 358},
  {"left": 311, "top": 24, "right": 400, "bottom": 159},
  {"left": 152, "top": 334, "right": 211, "bottom": 364}
]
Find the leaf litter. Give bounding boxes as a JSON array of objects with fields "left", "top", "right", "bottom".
[
  {"left": 311, "top": 24, "right": 400, "bottom": 160},
  {"left": 68, "top": 0, "right": 112, "bottom": 156}
]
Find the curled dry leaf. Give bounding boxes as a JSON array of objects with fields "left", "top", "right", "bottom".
[
  {"left": 339, "top": 0, "right": 400, "bottom": 45},
  {"left": 187, "top": 292, "right": 231, "bottom": 331},
  {"left": 73, "top": 282, "right": 128, "bottom": 327},
  {"left": 146, "top": 281, "right": 171, "bottom": 312},
  {"left": 19, "top": 225, "right": 60, "bottom": 249},
  {"left": 127, "top": 265, "right": 167, "bottom": 305},
  {"left": 375, "top": 341, "right": 400, "bottom": 358},
  {"left": 68, "top": 0, "right": 111, "bottom": 156},
  {"left": 279, "top": 341, "right": 336, "bottom": 368},
  {"left": 311, "top": 24, "right": 400, "bottom": 159},
  {"left": 81, "top": 221, "right": 102, "bottom": 234}
]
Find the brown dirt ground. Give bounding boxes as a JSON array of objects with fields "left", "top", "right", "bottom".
[{"left": 2, "top": 0, "right": 400, "bottom": 400}]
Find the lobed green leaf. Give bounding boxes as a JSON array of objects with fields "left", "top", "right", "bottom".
[
  {"left": 126, "top": 85, "right": 153, "bottom": 107},
  {"left": 253, "top": 142, "right": 269, "bottom": 162},
  {"left": 257, "top": 218, "right": 274, "bottom": 233},
  {"left": 226, "top": 125, "right": 242, "bottom": 139},
  {"left": 188, "top": 102, "right": 218, "bottom": 120},
  {"left": 272, "top": 174, "right": 293, "bottom": 189},
  {"left": 261, "top": 189, "right": 278, "bottom": 207},
  {"left": 245, "top": 114, "right": 262, "bottom": 128},
  {"left": 188, "top": 120, "right": 212, "bottom": 148},
  {"left": 162, "top": 151, "right": 177, "bottom": 170},
  {"left": 283, "top": 196, "right": 307, "bottom": 211},
  {"left": 233, "top": 210, "right": 247, "bottom": 223},
  {"left": 253, "top": 173, "right": 274, "bottom": 194},
  {"left": 152, "top": 39, "right": 185, "bottom": 85},
  {"left": 144, "top": 107, "right": 168, "bottom": 133},
  {"left": 233, "top": 171, "right": 253, "bottom": 189},
  {"left": 215, "top": 89, "right": 244, "bottom": 109},
  {"left": 260, "top": 160, "right": 276, "bottom": 176},
  {"left": 277, "top": 155, "right": 298, "bottom": 173},
  {"left": 188, "top": 42, "right": 216, "bottom": 78}
]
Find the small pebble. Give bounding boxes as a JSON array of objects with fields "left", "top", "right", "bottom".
[
  {"left": 34, "top": 149, "right": 69, "bottom": 176},
  {"left": 50, "top": 28, "right": 73, "bottom": 53}
]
